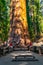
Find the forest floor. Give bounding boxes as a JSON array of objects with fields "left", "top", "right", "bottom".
[{"left": 0, "top": 51, "right": 43, "bottom": 65}]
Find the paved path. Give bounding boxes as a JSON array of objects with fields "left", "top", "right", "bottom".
[{"left": 0, "top": 51, "right": 43, "bottom": 65}]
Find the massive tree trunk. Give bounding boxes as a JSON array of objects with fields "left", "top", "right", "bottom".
[{"left": 9, "top": 0, "right": 30, "bottom": 47}]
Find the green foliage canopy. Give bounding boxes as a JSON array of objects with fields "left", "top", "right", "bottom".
[{"left": 0, "top": 0, "right": 10, "bottom": 42}]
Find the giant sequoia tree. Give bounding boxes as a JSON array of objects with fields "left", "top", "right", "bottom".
[
  {"left": 0, "top": 0, "right": 42, "bottom": 43},
  {"left": 9, "top": 0, "right": 30, "bottom": 47}
]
